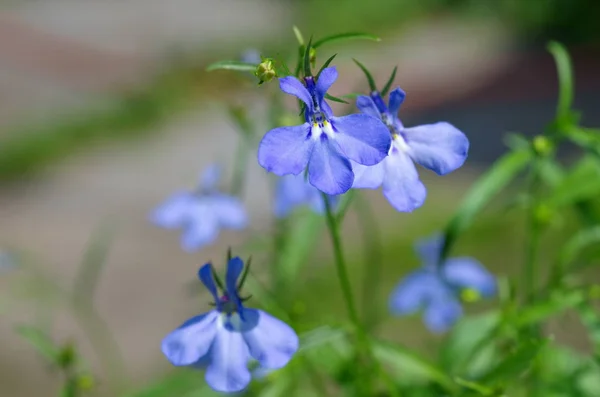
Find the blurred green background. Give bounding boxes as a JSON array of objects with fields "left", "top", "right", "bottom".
[{"left": 0, "top": 0, "right": 599, "bottom": 396}]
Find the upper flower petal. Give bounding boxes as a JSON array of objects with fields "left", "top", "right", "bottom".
[
  {"left": 315, "top": 67, "right": 338, "bottom": 105},
  {"left": 258, "top": 124, "right": 315, "bottom": 176},
  {"left": 161, "top": 311, "right": 219, "bottom": 366},
  {"left": 308, "top": 138, "right": 353, "bottom": 195},
  {"left": 226, "top": 257, "right": 245, "bottom": 312},
  {"left": 382, "top": 150, "right": 427, "bottom": 212},
  {"left": 414, "top": 234, "right": 444, "bottom": 268},
  {"left": 205, "top": 326, "right": 251, "bottom": 393},
  {"left": 423, "top": 297, "right": 463, "bottom": 333},
  {"left": 241, "top": 309, "right": 299, "bottom": 369},
  {"left": 443, "top": 257, "right": 497, "bottom": 297},
  {"left": 279, "top": 76, "right": 313, "bottom": 113},
  {"left": 356, "top": 95, "right": 381, "bottom": 119},
  {"left": 150, "top": 192, "right": 194, "bottom": 229},
  {"left": 351, "top": 161, "right": 385, "bottom": 189},
  {"left": 389, "top": 270, "right": 446, "bottom": 315},
  {"left": 388, "top": 87, "right": 406, "bottom": 116},
  {"left": 210, "top": 195, "right": 248, "bottom": 229},
  {"left": 332, "top": 114, "right": 391, "bottom": 166},
  {"left": 200, "top": 164, "right": 221, "bottom": 191},
  {"left": 198, "top": 264, "right": 219, "bottom": 302},
  {"left": 403, "top": 122, "right": 469, "bottom": 175}
]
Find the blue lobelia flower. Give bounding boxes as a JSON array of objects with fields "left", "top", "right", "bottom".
[
  {"left": 274, "top": 173, "right": 338, "bottom": 218},
  {"left": 389, "top": 234, "right": 496, "bottom": 333},
  {"left": 162, "top": 258, "right": 299, "bottom": 393},
  {"left": 352, "top": 88, "right": 469, "bottom": 212},
  {"left": 258, "top": 67, "right": 391, "bottom": 195},
  {"left": 150, "top": 165, "right": 248, "bottom": 252}
]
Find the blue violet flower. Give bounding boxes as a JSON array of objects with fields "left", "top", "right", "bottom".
[
  {"left": 274, "top": 173, "right": 338, "bottom": 218},
  {"left": 151, "top": 165, "right": 248, "bottom": 252},
  {"left": 389, "top": 234, "right": 496, "bottom": 333},
  {"left": 352, "top": 88, "right": 469, "bottom": 212},
  {"left": 258, "top": 67, "right": 391, "bottom": 195},
  {"left": 162, "top": 258, "right": 299, "bottom": 393}
]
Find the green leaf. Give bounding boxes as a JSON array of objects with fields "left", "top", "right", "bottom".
[
  {"left": 299, "top": 326, "right": 347, "bottom": 352},
  {"left": 441, "top": 311, "right": 500, "bottom": 377},
  {"left": 480, "top": 338, "right": 546, "bottom": 384},
  {"left": 292, "top": 25, "right": 305, "bottom": 45},
  {"left": 546, "top": 155, "right": 600, "bottom": 208},
  {"left": 206, "top": 60, "right": 257, "bottom": 72},
  {"left": 72, "top": 223, "right": 115, "bottom": 305},
  {"left": 16, "top": 325, "right": 61, "bottom": 363},
  {"left": 371, "top": 338, "right": 457, "bottom": 392},
  {"left": 547, "top": 41, "right": 574, "bottom": 123},
  {"left": 441, "top": 149, "right": 533, "bottom": 260},
  {"left": 576, "top": 301, "right": 600, "bottom": 362},
  {"left": 124, "top": 370, "right": 216, "bottom": 397},
  {"left": 557, "top": 225, "right": 600, "bottom": 277},
  {"left": 313, "top": 32, "right": 380, "bottom": 49},
  {"left": 324, "top": 93, "right": 349, "bottom": 104},
  {"left": 381, "top": 66, "right": 398, "bottom": 97},
  {"left": 515, "top": 288, "right": 586, "bottom": 328},
  {"left": 352, "top": 58, "right": 377, "bottom": 92},
  {"left": 316, "top": 53, "right": 337, "bottom": 80}
]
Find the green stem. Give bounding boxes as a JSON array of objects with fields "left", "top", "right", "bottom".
[
  {"left": 523, "top": 160, "right": 542, "bottom": 304},
  {"left": 354, "top": 192, "right": 384, "bottom": 330},
  {"left": 230, "top": 134, "right": 250, "bottom": 197}
]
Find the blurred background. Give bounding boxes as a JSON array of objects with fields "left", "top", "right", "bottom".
[{"left": 0, "top": 0, "right": 599, "bottom": 396}]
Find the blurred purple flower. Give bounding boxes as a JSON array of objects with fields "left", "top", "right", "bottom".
[
  {"left": 352, "top": 88, "right": 469, "bottom": 212},
  {"left": 274, "top": 173, "right": 338, "bottom": 218},
  {"left": 258, "top": 67, "right": 391, "bottom": 195},
  {"left": 150, "top": 165, "right": 248, "bottom": 252},
  {"left": 162, "top": 258, "right": 299, "bottom": 393},
  {"left": 389, "top": 234, "right": 496, "bottom": 333}
]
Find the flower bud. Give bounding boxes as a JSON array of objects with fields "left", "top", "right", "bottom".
[
  {"left": 532, "top": 135, "right": 553, "bottom": 157},
  {"left": 76, "top": 374, "right": 95, "bottom": 391},
  {"left": 254, "top": 59, "right": 277, "bottom": 85}
]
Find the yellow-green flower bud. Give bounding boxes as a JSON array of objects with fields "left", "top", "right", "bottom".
[
  {"left": 460, "top": 288, "right": 481, "bottom": 303},
  {"left": 534, "top": 203, "right": 554, "bottom": 227},
  {"left": 76, "top": 374, "right": 95, "bottom": 391},
  {"left": 255, "top": 59, "right": 277, "bottom": 85},
  {"left": 532, "top": 135, "right": 553, "bottom": 157}
]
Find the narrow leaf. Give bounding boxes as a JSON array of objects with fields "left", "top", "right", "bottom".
[
  {"left": 303, "top": 36, "right": 313, "bottom": 77},
  {"left": 313, "top": 32, "right": 380, "bottom": 49},
  {"left": 547, "top": 155, "right": 600, "bottom": 208},
  {"left": 441, "top": 149, "right": 532, "bottom": 260},
  {"left": 279, "top": 211, "right": 323, "bottom": 286},
  {"left": 206, "top": 60, "right": 257, "bottom": 72},
  {"left": 324, "top": 93, "right": 349, "bottom": 104},
  {"left": 292, "top": 25, "right": 305, "bottom": 45},
  {"left": 381, "top": 66, "right": 398, "bottom": 97},
  {"left": 547, "top": 41, "right": 574, "bottom": 122},
  {"left": 352, "top": 58, "right": 377, "bottom": 92},
  {"left": 316, "top": 53, "right": 337, "bottom": 80},
  {"left": 16, "top": 325, "right": 61, "bottom": 363},
  {"left": 556, "top": 225, "right": 600, "bottom": 277}
]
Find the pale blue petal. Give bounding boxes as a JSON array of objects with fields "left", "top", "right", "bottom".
[
  {"left": 200, "top": 164, "right": 221, "bottom": 191},
  {"left": 151, "top": 192, "right": 194, "bottom": 229},
  {"left": 332, "top": 114, "right": 391, "bottom": 166},
  {"left": 356, "top": 95, "right": 381, "bottom": 119},
  {"left": 403, "top": 122, "right": 469, "bottom": 175},
  {"left": 181, "top": 217, "right": 219, "bottom": 252},
  {"left": 198, "top": 264, "right": 219, "bottom": 302},
  {"left": 321, "top": 100, "right": 334, "bottom": 119},
  {"left": 205, "top": 327, "right": 251, "bottom": 393},
  {"left": 226, "top": 257, "right": 244, "bottom": 312},
  {"left": 308, "top": 138, "right": 353, "bottom": 195},
  {"left": 423, "top": 297, "right": 462, "bottom": 333},
  {"left": 388, "top": 87, "right": 406, "bottom": 116},
  {"left": 414, "top": 234, "right": 444, "bottom": 267},
  {"left": 389, "top": 270, "right": 446, "bottom": 315},
  {"left": 351, "top": 161, "right": 385, "bottom": 189},
  {"left": 443, "top": 258, "right": 497, "bottom": 297},
  {"left": 382, "top": 150, "right": 426, "bottom": 212},
  {"left": 211, "top": 195, "right": 248, "bottom": 229},
  {"left": 274, "top": 174, "right": 312, "bottom": 218},
  {"left": 279, "top": 76, "right": 313, "bottom": 112},
  {"left": 258, "top": 124, "right": 315, "bottom": 176},
  {"left": 241, "top": 309, "right": 299, "bottom": 369},
  {"left": 315, "top": 67, "right": 338, "bottom": 104},
  {"left": 161, "top": 311, "right": 219, "bottom": 366}
]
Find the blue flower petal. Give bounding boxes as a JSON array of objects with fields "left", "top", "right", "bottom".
[
  {"left": 205, "top": 326, "right": 251, "bottom": 393},
  {"left": 382, "top": 150, "right": 426, "bottom": 212},
  {"left": 180, "top": 214, "right": 219, "bottom": 252},
  {"left": 443, "top": 258, "right": 497, "bottom": 297},
  {"left": 274, "top": 174, "right": 311, "bottom": 218},
  {"left": 389, "top": 270, "right": 446, "bottom": 315},
  {"left": 279, "top": 76, "right": 313, "bottom": 113},
  {"left": 151, "top": 192, "right": 194, "bottom": 229},
  {"left": 414, "top": 234, "right": 444, "bottom": 267},
  {"left": 351, "top": 161, "right": 385, "bottom": 189},
  {"left": 315, "top": 66, "right": 338, "bottom": 104},
  {"left": 388, "top": 87, "right": 406, "bottom": 116},
  {"left": 200, "top": 164, "right": 221, "bottom": 191},
  {"left": 226, "top": 257, "right": 245, "bottom": 311},
  {"left": 356, "top": 95, "right": 381, "bottom": 119},
  {"left": 308, "top": 138, "right": 353, "bottom": 195},
  {"left": 403, "top": 122, "right": 469, "bottom": 175},
  {"left": 161, "top": 311, "right": 219, "bottom": 366},
  {"left": 332, "top": 114, "right": 391, "bottom": 166},
  {"left": 210, "top": 195, "right": 248, "bottom": 229},
  {"left": 241, "top": 309, "right": 299, "bottom": 369},
  {"left": 423, "top": 297, "right": 462, "bottom": 333},
  {"left": 198, "top": 264, "right": 219, "bottom": 302},
  {"left": 258, "top": 124, "right": 315, "bottom": 176}
]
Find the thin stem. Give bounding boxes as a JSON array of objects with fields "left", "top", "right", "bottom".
[
  {"left": 354, "top": 192, "right": 384, "bottom": 330},
  {"left": 231, "top": 134, "right": 251, "bottom": 197},
  {"left": 523, "top": 160, "right": 542, "bottom": 303}
]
